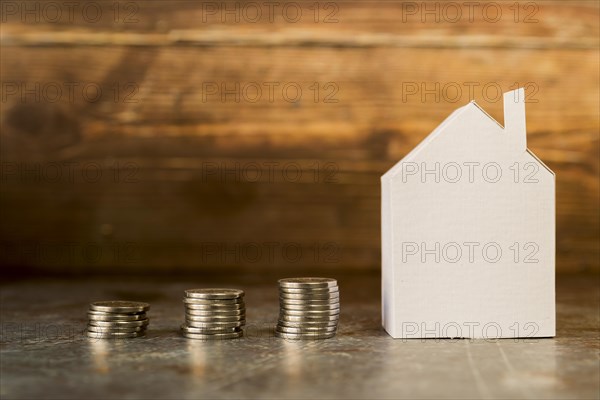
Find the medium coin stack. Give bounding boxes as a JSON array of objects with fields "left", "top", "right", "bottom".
[
  {"left": 87, "top": 301, "right": 150, "bottom": 339},
  {"left": 181, "top": 288, "right": 245, "bottom": 340},
  {"left": 276, "top": 277, "right": 340, "bottom": 340}
]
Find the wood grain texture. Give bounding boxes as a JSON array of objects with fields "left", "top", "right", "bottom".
[{"left": 1, "top": 1, "right": 598, "bottom": 273}]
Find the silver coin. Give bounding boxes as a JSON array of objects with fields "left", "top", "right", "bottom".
[
  {"left": 278, "top": 323, "right": 339, "bottom": 331},
  {"left": 278, "top": 318, "right": 338, "bottom": 325},
  {"left": 277, "top": 322, "right": 337, "bottom": 330},
  {"left": 279, "top": 298, "right": 339, "bottom": 306},
  {"left": 274, "top": 330, "right": 336, "bottom": 340},
  {"left": 182, "top": 328, "right": 240, "bottom": 335},
  {"left": 277, "top": 324, "right": 338, "bottom": 332},
  {"left": 279, "top": 314, "right": 340, "bottom": 323},
  {"left": 185, "top": 288, "right": 244, "bottom": 300},
  {"left": 277, "top": 325, "right": 337, "bottom": 334},
  {"left": 279, "top": 301, "right": 339, "bottom": 308},
  {"left": 183, "top": 297, "right": 244, "bottom": 305},
  {"left": 86, "top": 330, "right": 145, "bottom": 339},
  {"left": 88, "top": 319, "right": 149, "bottom": 327},
  {"left": 87, "top": 312, "right": 147, "bottom": 321},
  {"left": 87, "top": 309, "right": 146, "bottom": 316},
  {"left": 275, "top": 329, "right": 337, "bottom": 336},
  {"left": 280, "top": 309, "right": 339, "bottom": 316},
  {"left": 277, "top": 319, "right": 338, "bottom": 328},
  {"left": 89, "top": 301, "right": 150, "bottom": 313},
  {"left": 185, "top": 308, "right": 245, "bottom": 317},
  {"left": 279, "top": 292, "right": 340, "bottom": 300},
  {"left": 279, "top": 311, "right": 340, "bottom": 318},
  {"left": 185, "top": 320, "right": 245, "bottom": 329},
  {"left": 278, "top": 278, "right": 337, "bottom": 289},
  {"left": 184, "top": 325, "right": 245, "bottom": 334},
  {"left": 87, "top": 325, "right": 146, "bottom": 333},
  {"left": 279, "top": 287, "right": 339, "bottom": 294},
  {"left": 185, "top": 314, "right": 245, "bottom": 323},
  {"left": 181, "top": 324, "right": 241, "bottom": 333},
  {"left": 279, "top": 314, "right": 340, "bottom": 322},
  {"left": 183, "top": 302, "right": 244, "bottom": 309},
  {"left": 182, "top": 331, "right": 243, "bottom": 340},
  {"left": 280, "top": 304, "right": 340, "bottom": 311},
  {"left": 279, "top": 308, "right": 340, "bottom": 316}
]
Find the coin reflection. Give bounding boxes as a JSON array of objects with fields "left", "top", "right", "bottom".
[
  {"left": 186, "top": 339, "right": 207, "bottom": 376},
  {"left": 89, "top": 338, "right": 109, "bottom": 373},
  {"left": 282, "top": 340, "right": 304, "bottom": 379}
]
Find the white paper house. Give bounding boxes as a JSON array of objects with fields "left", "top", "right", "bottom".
[{"left": 381, "top": 88, "right": 555, "bottom": 339}]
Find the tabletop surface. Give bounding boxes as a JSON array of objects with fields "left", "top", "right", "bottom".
[{"left": 1, "top": 272, "right": 598, "bottom": 400}]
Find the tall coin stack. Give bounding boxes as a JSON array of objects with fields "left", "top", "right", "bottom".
[
  {"left": 87, "top": 301, "right": 150, "bottom": 339},
  {"left": 276, "top": 278, "right": 340, "bottom": 340},
  {"left": 181, "top": 289, "right": 245, "bottom": 340}
]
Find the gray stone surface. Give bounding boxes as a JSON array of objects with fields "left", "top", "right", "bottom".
[{"left": 1, "top": 272, "right": 598, "bottom": 399}]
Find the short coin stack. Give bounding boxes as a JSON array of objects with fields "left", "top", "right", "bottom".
[
  {"left": 276, "top": 277, "right": 340, "bottom": 340},
  {"left": 181, "top": 288, "right": 245, "bottom": 340},
  {"left": 87, "top": 301, "right": 150, "bottom": 339}
]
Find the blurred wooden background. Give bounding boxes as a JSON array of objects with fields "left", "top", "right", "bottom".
[{"left": 1, "top": 1, "right": 598, "bottom": 274}]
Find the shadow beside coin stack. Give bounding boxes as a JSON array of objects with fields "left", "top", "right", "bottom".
[
  {"left": 181, "top": 289, "right": 246, "bottom": 340},
  {"left": 276, "top": 278, "right": 340, "bottom": 340},
  {"left": 87, "top": 301, "right": 150, "bottom": 339}
]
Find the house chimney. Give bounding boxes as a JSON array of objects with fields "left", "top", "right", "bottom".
[{"left": 503, "top": 88, "right": 527, "bottom": 152}]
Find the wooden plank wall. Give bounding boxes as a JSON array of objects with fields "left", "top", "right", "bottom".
[{"left": 1, "top": 1, "right": 598, "bottom": 274}]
